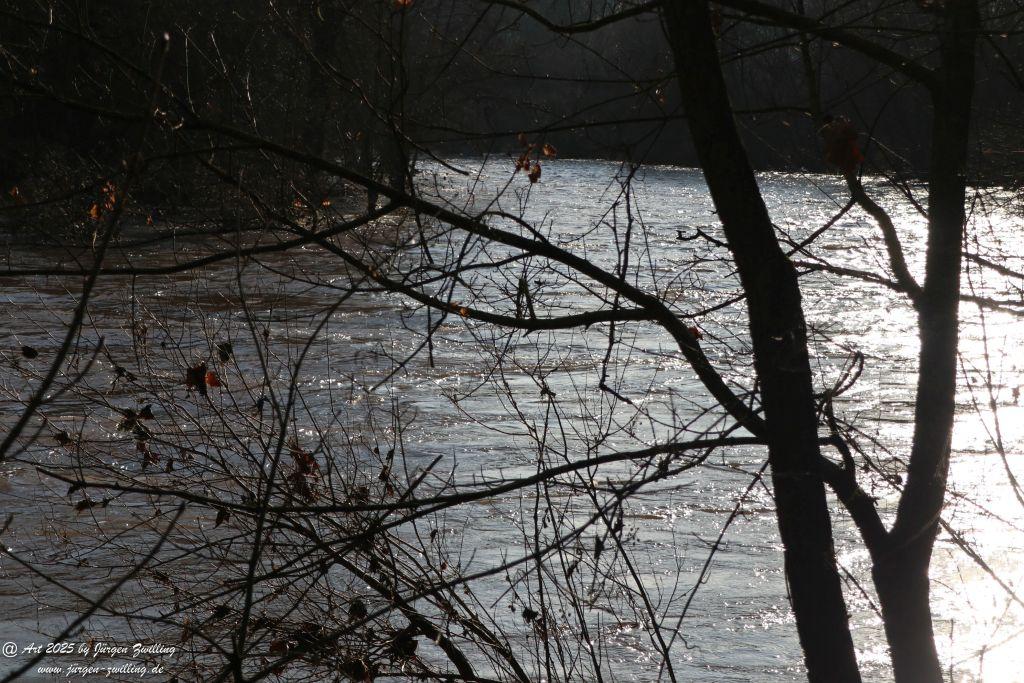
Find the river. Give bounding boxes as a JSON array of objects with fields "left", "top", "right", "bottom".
[{"left": 1, "top": 159, "right": 1022, "bottom": 682}]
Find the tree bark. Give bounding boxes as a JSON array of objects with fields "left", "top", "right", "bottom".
[
  {"left": 661, "top": 3, "right": 861, "bottom": 681},
  {"left": 874, "top": 3, "right": 979, "bottom": 682}
]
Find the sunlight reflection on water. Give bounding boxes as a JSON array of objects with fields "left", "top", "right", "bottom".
[{"left": 0, "top": 158, "right": 1022, "bottom": 681}]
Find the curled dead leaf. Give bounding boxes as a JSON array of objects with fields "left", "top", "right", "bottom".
[
  {"left": 389, "top": 626, "right": 418, "bottom": 659},
  {"left": 74, "top": 498, "right": 108, "bottom": 513},
  {"left": 820, "top": 116, "right": 864, "bottom": 174},
  {"left": 117, "top": 409, "right": 138, "bottom": 432},
  {"left": 101, "top": 181, "right": 116, "bottom": 211},
  {"left": 216, "top": 341, "right": 233, "bottom": 362},
  {"left": 339, "top": 658, "right": 376, "bottom": 682},
  {"left": 185, "top": 363, "right": 208, "bottom": 396},
  {"left": 349, "top": 597, "right": 368, "bottom": 623},
  {"left": 289, "top": 441, "right": 320, "bottom": 476},
  {"left": 514, "top": 150, "right": 531, "bottom": 172}
]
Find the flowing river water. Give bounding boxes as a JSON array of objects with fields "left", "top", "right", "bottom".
[{"left": 1, "top": 159, "right": 1023, "bottom": 682}]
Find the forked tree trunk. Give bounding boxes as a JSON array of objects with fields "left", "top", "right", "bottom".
[
  {"left": 661, "top": 3, "right": 861, "bottom": 681},
  {"left": 874, "top": 2, "right": 978, "bottom": 682}
]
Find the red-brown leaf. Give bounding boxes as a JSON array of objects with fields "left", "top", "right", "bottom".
[
  {"left": 821, "top": 117, "right": 865, "bottom": 174},
  {"left": 185, "top": 363, "right": 208, "bottom": 396}
]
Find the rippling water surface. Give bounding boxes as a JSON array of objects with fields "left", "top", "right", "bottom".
[{"left": 1, "top": 159, "right": 1023, "bottom": 682}]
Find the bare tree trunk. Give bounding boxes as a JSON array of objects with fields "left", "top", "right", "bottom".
[
  {"left": 875, "top": 3, "right": 979, "bottom": 682},
  {"left": 661, "top": 3, "right": 861, "bottom": 681}
]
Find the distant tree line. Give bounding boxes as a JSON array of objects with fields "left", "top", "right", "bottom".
[{"left": 4, "top": 0, "right": 1024, "bottom": 205}]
